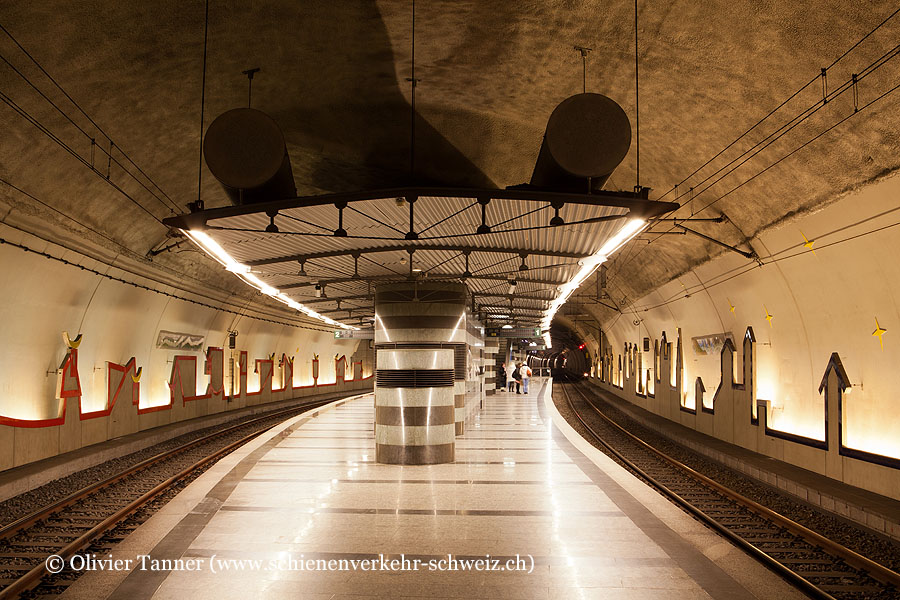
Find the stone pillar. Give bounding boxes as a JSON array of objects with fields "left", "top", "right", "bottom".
[
  {"left": 484, "top": 340, "right": 500, "bottom": 395},
  {"left": 374, "top": 282, "right": 466, "bottom": 464}
]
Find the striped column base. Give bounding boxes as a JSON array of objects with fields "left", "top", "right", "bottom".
[
  {"left": 375, "top": 388, "right": 456, "bottom": 465},
  {"left": 375, "top": 442, "right": 454, "bottom": 464},
  {"left": 454, "top": 393, "right": 466, "bottom": 435}
]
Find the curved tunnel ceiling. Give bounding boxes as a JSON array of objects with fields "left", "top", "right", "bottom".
[{"left": 2, "top": 1, "right": 899, "bottom": 334}]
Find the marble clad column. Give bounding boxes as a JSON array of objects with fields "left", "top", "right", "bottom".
[
  {"left": 374, "top": 282, "right": 466, "bottom": 464},
  {"left": 484, "top": 340, "right": 500, "bottom": 395}
]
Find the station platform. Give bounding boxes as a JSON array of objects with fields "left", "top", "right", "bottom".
[{"left": 62, "top": 379, "right": 805, "bottom": 600}]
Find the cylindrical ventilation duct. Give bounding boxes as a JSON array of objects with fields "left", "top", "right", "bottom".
[
  {"left": 530, "top": 92, "right": 631, "bottom": 193},
  {"left": 203, "top": 108, "right": 297, "bottom": 205},
  {"left": 373, "top": 282, "right": 468, "bottom": 465}
]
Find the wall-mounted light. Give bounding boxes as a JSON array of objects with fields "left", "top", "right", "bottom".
[{"left": 508, "top": 280, "right": 517, "bottom": 295}]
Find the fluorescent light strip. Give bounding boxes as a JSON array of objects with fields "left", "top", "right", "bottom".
[
  {"left": 540, "top": 218, "right": 646, "bottom": 346},
  {"left": 183, "top": 229, "right": 358, "bottom": 330}
]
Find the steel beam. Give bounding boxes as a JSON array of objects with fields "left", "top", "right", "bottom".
[
  {"left": 245, "top": 244, "right": 589, "bottom": 267},
  {"left": 280, "top": 273, "right": 566, "bottom": 290},
  {"left": 163, "top": 186, "right": 678, "bottom": 230}
]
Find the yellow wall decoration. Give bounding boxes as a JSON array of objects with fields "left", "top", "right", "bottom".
[
  {"left": 801, "top": 231, "right": 816, "bottom": 254},
  {"left": 872, "top": 317, "right": 887, "bottom": 350},
  {"left": 764, "top": 306, "right": 774, "bottom": 327}
]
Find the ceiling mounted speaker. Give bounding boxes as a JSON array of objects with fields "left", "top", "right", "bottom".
[
  {"left": 530, "top": 93, "right": 631, "bottom": 193},
  {"left": 203, "top": 108, "right": 297, "bottom": 205}
]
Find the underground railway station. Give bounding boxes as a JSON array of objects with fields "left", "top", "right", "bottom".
[{"left": 1, "top": 2, "right": 899, "bottom": 599}]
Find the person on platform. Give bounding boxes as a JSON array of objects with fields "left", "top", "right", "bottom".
[
  {"left": 512, "top": 362, "right": 522, "bottom": 393},
  {"left": 519, "top": 363, "right": 532, "bottom": 394},
  {"left": 507, "top": 363, "right": 517, "bottom": 393},
  {"left": 498, "top": 363, "right": 507, "bottom": 392}
]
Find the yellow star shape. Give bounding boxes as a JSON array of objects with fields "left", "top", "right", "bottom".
[
  {"left": 728, "top": 299, "right": 736, "bottom": 314},
  {"left": 801, "top": 231, "right": 816, "bottom": 254},
  {"left": 873, "top": 318, "right": 887, "bottom": 350},
  {"left": 764, "top": 306, "right": 774, "bottom": 327}
]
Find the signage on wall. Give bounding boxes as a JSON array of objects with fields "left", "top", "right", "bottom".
[
  {"left": 335, "top": 329, "right": 375, "bottom": 339},
  {"left": 691, "top": 332, "right": 734, "bottom": 356},
  {"left": 485, "top": 327, "right": 542, "bottom": 338},
  {"left": 156, "top": 330, "right": 205, "bottom": 351}
]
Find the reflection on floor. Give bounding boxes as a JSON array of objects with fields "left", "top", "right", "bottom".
[{"left": 92, "top": 379, "right": 797, "bottom": 600}]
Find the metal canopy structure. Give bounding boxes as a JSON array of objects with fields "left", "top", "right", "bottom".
[{"left": 164, "top": 186, "right": 677, "bottom": 329}]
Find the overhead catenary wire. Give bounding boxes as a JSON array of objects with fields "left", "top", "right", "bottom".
[
  {"left": 0, "top": 23, "right": 181, "bottom": 215},
  {"left": 606, "top": 20, "right": 900, "bottom": 287},
  {"left": 605, "top": 7, "right": 900, "bottom": 285},
  {"left": 0, "top": 176, "right": 134, "bottom": 252},
  {"left": 0, "top": 235, "right": 331, "bottom": 332},
  {"left": 0, "top": 177, "right": 332, "bottom": 317},
  {"left": 653, "top": 5, "right": 900, "bottom": 204},
  {"left": 665, "top": 41, "right": 900, "bottom": 214},
  {"left": 0, "top": 90, "right": 165, "bottom": 225},
  {"left": 610, "top": 56, "right": 900, "bottom": 280},
  {"left": 685, "top": 76, "right": 900, "bottom": 219},
  {"left": 0, "top": 53, "right": 182, "bottom": 216},
  {"left": 602, "top": 171, "right": 900, "bottom": 317}
]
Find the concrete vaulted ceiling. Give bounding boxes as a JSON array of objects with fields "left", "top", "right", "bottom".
[{"left": 2, "top": 1, "right": 899, "bottom": 330}]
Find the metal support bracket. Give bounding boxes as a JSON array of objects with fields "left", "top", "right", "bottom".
[{"left": 674, "top": 223, "right": 756, "bottom": 260}]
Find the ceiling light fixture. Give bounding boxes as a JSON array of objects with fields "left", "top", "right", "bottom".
[
  {"left": 225, "top": 263, "right": 251, "bottom": 274},
  {"left": 540, "top": 218, "right": 646, "bottom": 346},
  {"left": 184, "top": 229, "right": 357, "bottom": 329}
]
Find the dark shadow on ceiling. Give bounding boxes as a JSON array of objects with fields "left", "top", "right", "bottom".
[{"left": 260, "top": 2, "right": 496, "bottom": 192}]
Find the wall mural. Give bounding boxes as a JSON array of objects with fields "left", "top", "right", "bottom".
[
  {"left": 0, "top": 334, "right": 373, "bottom": 471},
  {"left": 594, "top": 326, "right": 899, "bottom": 500},
  {"left": 155, "top": 330, "right": 206, "bottom": 351}
]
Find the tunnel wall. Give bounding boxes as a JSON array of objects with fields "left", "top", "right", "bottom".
[
  {"left": 595, "top": 172, "right": 900, "bottom": 500},
  {"left": 0, "top": 225, "right": 372, "bottom": 470}
]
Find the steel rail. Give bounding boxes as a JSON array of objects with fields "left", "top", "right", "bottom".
[
  {"left": 0, "top": 393, "right": 363, "bottom": 598},
  {"left": 0, "top": 397, "right": 341, "bottom": 541},
  {"left": 559, "top": 381, "right": 840, "bottom": 600},
  {"left": 567, "top": 382, "right": 900, "bottom": 589}
]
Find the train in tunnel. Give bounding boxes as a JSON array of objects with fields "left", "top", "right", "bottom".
[{"left": 526, "top": 324, "right": 594, "bottom": 380}]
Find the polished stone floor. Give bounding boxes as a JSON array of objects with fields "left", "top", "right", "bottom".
[{"left": 77, "top": 379, "right": 802, "bottom": 600}]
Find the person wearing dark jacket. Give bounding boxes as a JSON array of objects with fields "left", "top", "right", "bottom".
[{"left": 512, "top": 362, "right": 522, "bottom": 393}]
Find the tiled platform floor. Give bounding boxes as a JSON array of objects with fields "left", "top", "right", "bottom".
[{"left": 64, "top": 380, "right": 805, "bottom": 600}]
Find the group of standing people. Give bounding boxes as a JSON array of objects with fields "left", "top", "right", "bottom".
[{"left": 498, "top": 362, "right": 532, "bottom": 394}]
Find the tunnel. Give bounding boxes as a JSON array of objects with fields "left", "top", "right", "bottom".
[{"left": 1, "top": 2, "right": 900, "bottom": 598}]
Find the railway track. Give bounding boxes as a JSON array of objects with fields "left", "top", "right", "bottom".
[
  {"left": 557, "top": 379, "right": 900, "bottom": 600},
  {"left": 0, "top": 393, "right": 364, "bottom": 599}
]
